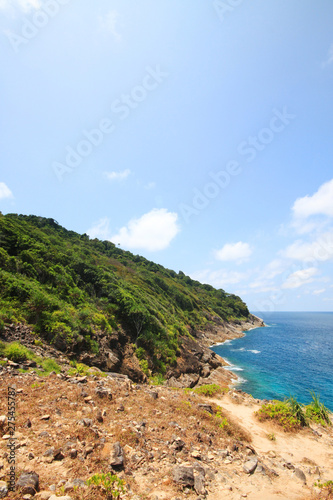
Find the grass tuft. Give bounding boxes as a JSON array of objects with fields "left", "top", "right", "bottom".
[{"left": 193, "top": 384, "right": 226, "bottom": 397}]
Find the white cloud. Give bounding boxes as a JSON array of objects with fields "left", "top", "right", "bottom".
[
  {"left": 104, "top": 169, "right": 131, "bottom": 182},
  {"left": 0, "top": 182, "right": 13, "bottom": 200},
  {"left": 281, "top": 232, "right": 333, "bottom": 263},
  {"left": 111, "top": 208, "right": 180, "bottom": 251},
  {"left": 0, "top": 0, "right": 41, "bottom": 11},
  {"left": 214, "top": 241, "right": 252, "bottom": 264},
  {"left": 282, "top": 267, "right": 318, "bottom": 289},
  {"left": 313, "top": 289, "right": 325, "bottom": 295},
  {"left": 262, "top": 259, "right": 287, "bottom": 279},
  {"left": 99, "top": 10, "right": 122, "bottom": 42},
  {"left": 190, "top": 269, "right": 249, "bottom": 288},
  {"left": 87, "top": 217, "right": 110, "bottom": 240},
  {"left": 292, "top": 179, "right": 333, "bottom": 219},
  {"left": 322, "top": 43, "right": 333, "bottom": 68}
]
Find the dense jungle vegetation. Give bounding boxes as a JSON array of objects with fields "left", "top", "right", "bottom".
[{"left": 0, "top": 213, "right": 250, "bottom": 372}]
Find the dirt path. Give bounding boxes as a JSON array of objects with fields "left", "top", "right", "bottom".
[{"left": 207, "top": 394, "right": 333, "bottom": 500}]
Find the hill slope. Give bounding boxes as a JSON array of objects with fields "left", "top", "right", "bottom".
[{"left": 0, "top": 213, "right": 262, "bottom": 384}]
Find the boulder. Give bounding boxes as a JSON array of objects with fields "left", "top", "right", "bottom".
[
  {"left": 95, "top": 387, "right": 112, "bottom": 399},
  {"left": 17, "top": 472, "right": 39, "bottom": 495},
  {"left": 110, "top": 442, "right": 124, "bottom": 467},
  {"left": 194, "top": 474, "right": 206, "bottom": 496},
  {"left": 243, "top": 458, "right": 258, "bottom": 474},
  {"left": 171, "top": 437, "right": 185, "bottom": 451},
  {"left": 172, "top": 466, "right": 194, "bottom": 486},
  {"left": 198, "top": 404, "right": 213, "bottom": 415},
  {"left": 294, "top": 468, "right": 307, "bottom": 484}
]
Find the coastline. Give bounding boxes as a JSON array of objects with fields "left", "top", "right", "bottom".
[
  {"left": 194, "top": 313, "right": 265, "bottom": 389},
  {"left": 209, "top": 316, "right": 266, "bottom": 388}
]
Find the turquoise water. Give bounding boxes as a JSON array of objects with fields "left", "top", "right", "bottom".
[{"left": 211, "top": 312, "right": 333, "bottom": 411}]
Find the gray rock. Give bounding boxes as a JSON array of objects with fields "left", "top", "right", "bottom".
[
  {"left": 0, "top": 481, "right": 8, "bottom": 499},
  {"left": 294, "top": 468, "right": 307, "bottom": 483},
  {"left": 172, "top": 466, "right": 195, "bottom": 486},
  {"left": 54, "top": 448, "right": 65, "bottom": 461},
  {"left": 82, "top": 418, "right": 93, "bottom": 427},
  {"left": 24, "top": 360, "right": 37, "bottom": 368},
  {"left": 17, "top": 471, "right": 39, "bottom": 495},
  {"left": 198, "top": 404, "right": 213, "bottom": 415},
  {"left": 194, "top": 474, "right": 206, "bottom": 495},
  {"left": 243, "top": 457, "right": 258, "bottom": 474},
  {"left": 39, "top": 431, "right": 50, "bottom": 438},
  {"left": 172, "top": 437, "right": 185, "bottom": 451},
  {"left": 106, "top": 351, "right": 120, "bottom": 371},
  {"left": 110, "top": 442, "right": 124, "bottom": 467},
  {"left": 193, "top": 463, "right": 206, "bottom": 477},
  {"left": 83, "top": 446, "right": 94, "bottom": 458},
  {"left": 201, "top": 364, "right": 211, "bottom": 378},
  {"left": 255, "top": 464, "right": 266, "bottom": 475},
  {"left": 69, "top": 449, "right": 78, "bottom": 459},
  {"left": 72, "top": 479, "right": 86, "bottom": 488},
  {"left": 95, "top": 387, "right": 112, "bottom": 399}
]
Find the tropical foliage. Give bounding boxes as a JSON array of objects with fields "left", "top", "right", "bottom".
[{"left": 0, "top": 213, "right": 250, "bottom": 372}]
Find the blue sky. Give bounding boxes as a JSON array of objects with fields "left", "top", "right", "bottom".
[{"left": 1, "top": 0, "right": 333, "bottom": 313}]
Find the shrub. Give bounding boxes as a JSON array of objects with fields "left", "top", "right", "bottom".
[
  {"left": 306, "top": 392, "right": 332, "bottom": 426},
  {"left": 286, "top": 395, "right": 308, "bottom": 427},
  {"left": 139, "top": 359, "right": 150, "bottom": 376},
  {"left": 257, "top": 394, "right": 332, "bottom": 431},
  {"left": 86, "top": 472, "right": 125, "bottom": 499},
  {"left": 0, "top": 341, "right": 6, "bottom": 357},
  {"left": 150, "top": 373, "right": 165, "bottom": 385},
  {"left": 68, "top": 361, "right": 90, "bottom": 376},
  {"left": 41, "top": 358, "right": 61, "bottom": 374},
  {"left": 314, "top": 480, "right": 333, "bottom": 498},
  {"left": 194, "top": 384, "right": 224, "bottom": 397},
  {"left": 135, "top": 347, "right": 146, "bottom": 360},
  {"left": 5, "top": 342, "right": 32, "bottom": 362},
  {"left": 256, "top": 400, "right": 303, "bottom": 432}
]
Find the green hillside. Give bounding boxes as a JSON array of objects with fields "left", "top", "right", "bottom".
[{"left": 0, "top": 213, "right": 250, "bottom": 374}]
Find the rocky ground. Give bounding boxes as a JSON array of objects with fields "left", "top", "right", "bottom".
[{"left": 0, "top": 361, "right": 332, "bottom": 500}]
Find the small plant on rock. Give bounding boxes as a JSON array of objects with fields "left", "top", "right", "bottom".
[{"left": 86, "top": 472, "right": 125, "bottom": 499}]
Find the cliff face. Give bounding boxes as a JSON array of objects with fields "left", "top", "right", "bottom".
[
  {"left": 193, "top": 313, "right": 265, "bottom": 348},
  {"left": 168, "top": 313, "right": 265, "bottom": 389}
]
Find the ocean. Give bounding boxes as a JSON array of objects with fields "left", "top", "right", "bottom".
[{"left": 211, "top": 312, "right": 333, "bottom": 411}]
